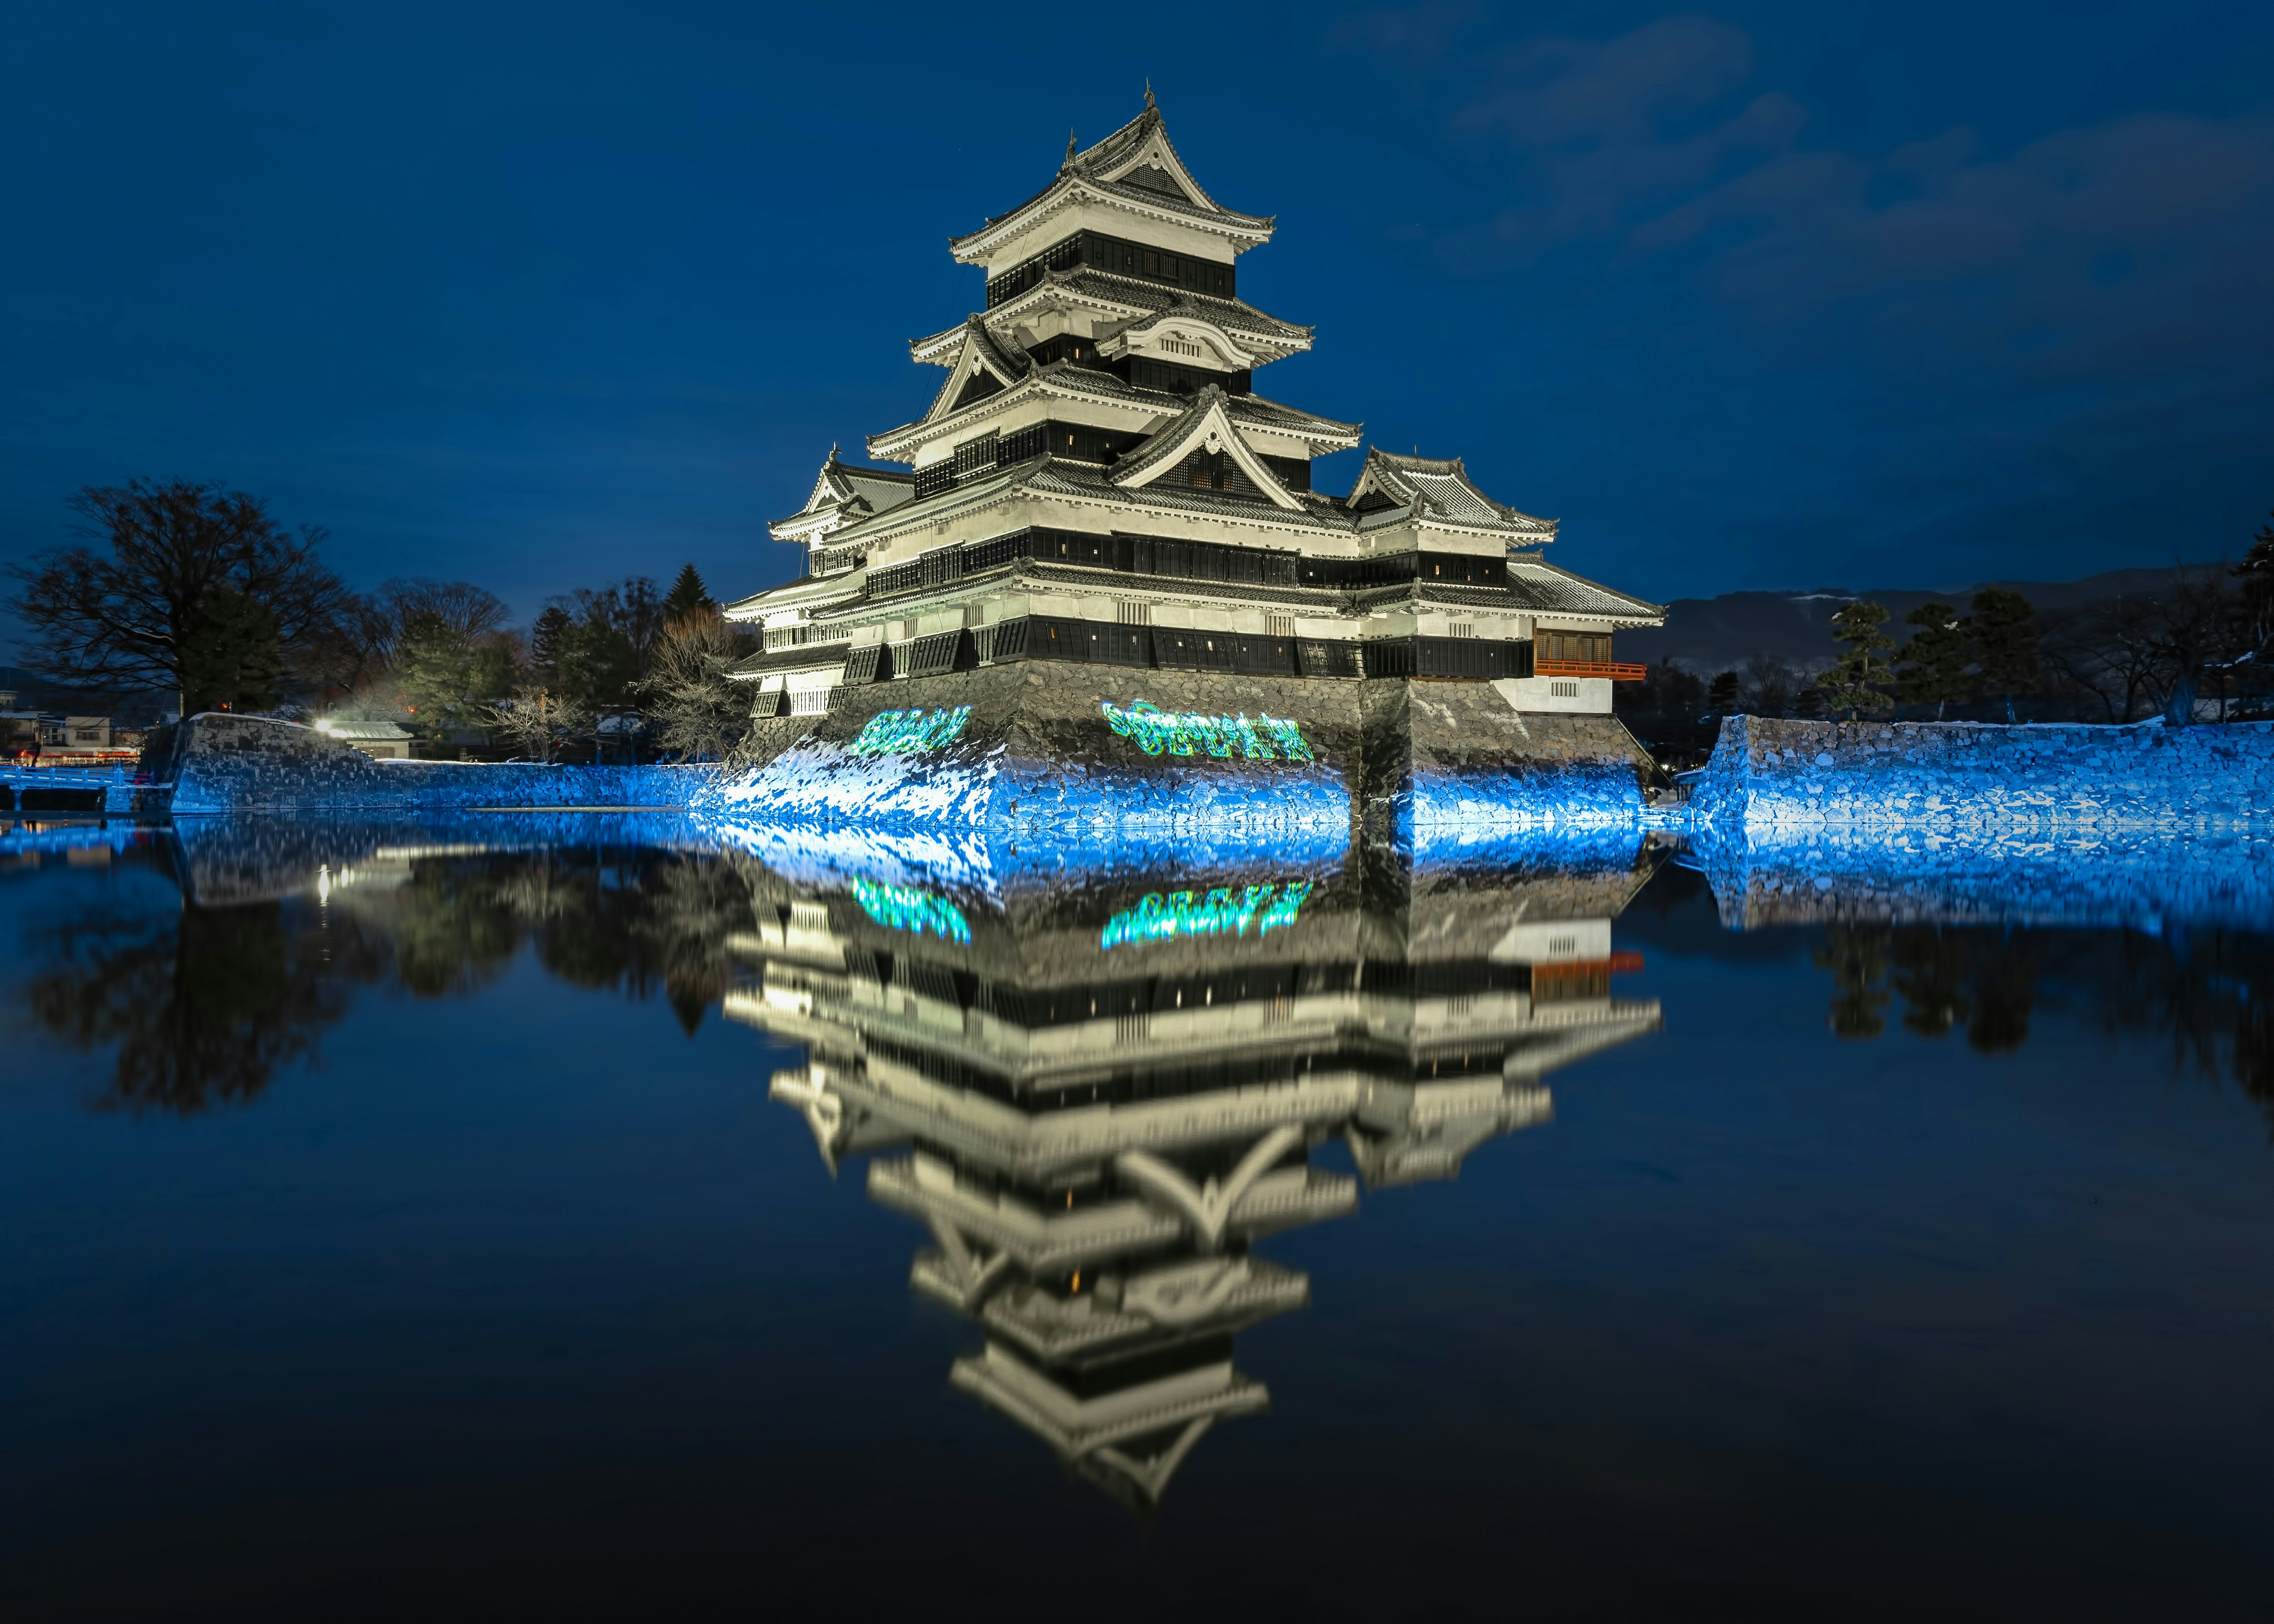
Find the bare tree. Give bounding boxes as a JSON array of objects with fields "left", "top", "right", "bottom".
[
  {"left": 9, "top": 481, "right": 348, "bottom": 715},
  {"left": 485, "top": 684, "right": 589, "bottom": 764},
  {"left": 637, "top": 610, "right": 750, "bottom": 761}
]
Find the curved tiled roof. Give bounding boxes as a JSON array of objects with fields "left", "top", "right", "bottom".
[
  {"left": 1505, "top": 559, "right": 1664, "bottom": 619},
  {"left": 1347, "top": 448, "right": 1557, "bottom": 538},
  {"left": 950, "top": 104, "right": 1274, "bottom": 262}
]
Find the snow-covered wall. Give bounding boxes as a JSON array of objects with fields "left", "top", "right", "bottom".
[{"left": 1690, "top": 716, "right": 2274, "bottom": 831}]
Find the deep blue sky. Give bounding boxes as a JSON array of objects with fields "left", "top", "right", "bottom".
[{"left": 3, "top": 1, "right": 2270, "bottom": 633}]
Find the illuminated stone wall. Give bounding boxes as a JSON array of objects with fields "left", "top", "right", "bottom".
[
  {"left": 702, "top": 664, "right": 1660, "bottom": 843},
  {"left": 1691, "top": 716, "right": 2274, "bottom": 832},
  {"left": 162, "top": 714, "right": 709, "bottom": 815},
  {"left": 1685, "top": 819, "right": 2274, "bottom": 932}
]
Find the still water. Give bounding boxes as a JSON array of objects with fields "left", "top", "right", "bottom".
[{"left": 4, "top": 815, "right": 2272, "bottom": 1620}]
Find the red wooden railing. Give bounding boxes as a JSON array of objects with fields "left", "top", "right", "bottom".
[{"left": 1534, "top": 659, "right": 1650, "bottom": 681}]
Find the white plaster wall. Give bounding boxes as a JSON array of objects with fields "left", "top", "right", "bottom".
[{"left": 1492, "top": 676, "right": 1614, "bottom": 715}]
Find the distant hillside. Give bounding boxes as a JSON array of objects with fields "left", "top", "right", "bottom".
[{"left": 1619, "top": 568, "right": 2194, "bottom": 676}]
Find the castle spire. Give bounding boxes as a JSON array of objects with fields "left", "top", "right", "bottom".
[{"left": 1144, "top": 78, "right": 1155, "bottom": 111}]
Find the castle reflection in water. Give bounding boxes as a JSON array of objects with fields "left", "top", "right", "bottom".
[{"left": 724, "top": 838, "right": 1667, "bottom": 1512}]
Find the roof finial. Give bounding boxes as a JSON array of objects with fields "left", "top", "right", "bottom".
[
  {"left": 1065, "top": 127, "right": 1077, "bottom": 163},
  {"left": 1144, "top": 78, "right": 1156, "bottom": 110}
]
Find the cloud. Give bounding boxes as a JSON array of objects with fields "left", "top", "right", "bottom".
[{"left": 1393, "top": 12, "right": 2274, "bottom": 389}]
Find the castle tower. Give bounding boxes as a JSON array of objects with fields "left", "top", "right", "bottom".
[{"left": 720, "top": 97, "right": 1666, "bottom": 828}]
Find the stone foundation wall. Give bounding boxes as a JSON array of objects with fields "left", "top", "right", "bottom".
[
  {"left": 706, "top": 667, "right": 1656, "bottom": 838},
  {"left": 162, "top": 715, "right": 708, "bottom": 814},
  {"left": 1690, "top": 716, "right": 2274, "bottom": 831}
]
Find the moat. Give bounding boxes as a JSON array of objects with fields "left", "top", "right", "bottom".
[{"left": 5, "top": 813, "right": 2272, "bottom": 1619}]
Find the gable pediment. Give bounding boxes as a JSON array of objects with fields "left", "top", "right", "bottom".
[{"left": 1112, "top": 387, "right": 1303, "bottom": 510}]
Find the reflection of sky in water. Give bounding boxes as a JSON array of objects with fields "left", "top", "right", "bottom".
[{"left": 3, "top": 813, "right": 2272, "bottom": 1615}]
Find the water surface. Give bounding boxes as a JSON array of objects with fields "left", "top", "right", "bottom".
[{"left": 5, "top": 815, "right": 2271, "bottom": 1620}]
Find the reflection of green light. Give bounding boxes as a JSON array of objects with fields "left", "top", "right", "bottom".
[
  {"left": 1100, "top": 881, "right": 1312, "bottom": 950},
  {"left": 1100, "top": 699, "right": 1315, "bottom": 762},
  {"left": 849, "top": 706, "right": 971, "bottom": 756},
  {"left": 852, "top": 879, "right": 972, "bottom": 943}
]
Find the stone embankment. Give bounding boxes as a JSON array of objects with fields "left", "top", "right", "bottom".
[
  {"left": 150, "top": 715, "right": 708, "bottom": 815},
  {"left": 1687, "top": 716, "right": 2274, "bottom": 831}
]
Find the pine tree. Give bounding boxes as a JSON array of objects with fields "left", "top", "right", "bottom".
[
  {"left": 1706, "top": 669, "right": 1741, "bottom": 713},
  {"left": 2238, "top": 509, "right": 2274, "bottom": 655},
  {"left": 1814, "top": 601, "right": 1895, "bottom": 719},
  {"left": 1895, "top": 601, "right": 1971, "bottom": 719},
  {"left": 664, "top": 562, "right": 713, "bottom": 622},
  {"left": 1965, "top": 587, "right": 2040, "bottom": 723}
]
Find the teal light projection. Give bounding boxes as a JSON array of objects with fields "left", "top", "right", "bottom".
[
  {"left": 848, "top": 706, "right": 972, "bottom": 756},
  {"left": 1100, "top": 881, "right": 1313, "bottom": 950},
  {"left": 1100, "top": 700, "right": 1316, "bottom": 761},
  {"left": 851, "top": 879, "right": 973, "bottom": 943}
]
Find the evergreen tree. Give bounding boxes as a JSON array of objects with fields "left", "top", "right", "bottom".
[
  {"left": 663, "top": 562, "right": 713, "bottom": 622},
  {"left": 177, "top": 586, "right": 287, "bottom": 712},
  {"left": 1965, "top": 587, "right": 2040, "bottom": 723},
  {"left": 529, "top": 605, "right": 573, "bottom": 684},
  {"left": 2238, "top": 509, "right": 2274, "bottom": 655},
  {"left": 1895, "top": 601, "right": 1971, "bottom": 719},
  {"left": 1814, "top": 600, "right": 1896, "bottom": 719},
  {"left": 1706, "top": 669, "right": 1741, "bottom": 713}
]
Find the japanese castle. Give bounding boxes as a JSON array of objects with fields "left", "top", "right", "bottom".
[{"left": 724, "top": 92, "right": 1662, "bottom": 733}]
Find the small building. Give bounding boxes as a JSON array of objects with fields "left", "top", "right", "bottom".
[{"left": 317, "top": 718, "right": 415, "bottom": 760}]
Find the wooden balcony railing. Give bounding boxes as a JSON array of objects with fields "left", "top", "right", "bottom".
[{"left": 1534, "top": 658, "right": 1650, "bottom": 681}]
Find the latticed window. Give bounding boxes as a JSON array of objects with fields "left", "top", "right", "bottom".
[{"left": 953, "top": 433, "right": 1000, "bottom": 481}]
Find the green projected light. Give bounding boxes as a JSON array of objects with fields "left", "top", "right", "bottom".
[
  {"left": 1100, "top": 699, "right": 1316, "bottom": 762},
  {"left": 851, "top": 879, "right": 972, "bottom": 944},
  {"left": 1100, "top": 881, "right": 1313, "bottom": 950},
  {"left": 847, "top": 706, "right": 971, "bottom": 756}
]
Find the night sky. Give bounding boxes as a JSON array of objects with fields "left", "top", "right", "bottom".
[{"left": 3, "top": 1, "right": 2270, "bottom": 633}]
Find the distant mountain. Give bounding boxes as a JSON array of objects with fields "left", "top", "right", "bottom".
[{"left": 1618, "top": 567, "right": 2196, "bottom": 676}]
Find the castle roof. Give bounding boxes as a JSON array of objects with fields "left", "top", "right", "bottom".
[
  {"left": 950, "top": 99, "right": 1274, "bottom": 265},
  {"left": 1347, "top": 448, "right": 1557, "bottom": 541}
]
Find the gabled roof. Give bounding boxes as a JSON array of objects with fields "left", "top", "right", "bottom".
[
  {"left": 1110, "top": 385, "right": 1304, "bottom": 510},
  {"left": 1346, "top": 448, "right": 1558, "bottom": 541},
  {"left": 767, "top": 447, "right": 916, "bottom": 544},
  {"left": 950, "top": 97, "right": 1274, "bottom": 265},
  {"left": 920, "top": 320, "right": 1033, "bottom": 423},
  {"left": 867, "top": 359, "right": 1362, "bottom": 462}
]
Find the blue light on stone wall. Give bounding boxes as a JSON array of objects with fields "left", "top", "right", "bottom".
[
  {"left": 847, "top": 707, "right": 972, "bottom": 757},
  {"left": 1101, "top": 700, "right": 1316, "bottom": 762},
  {"left": 852, "top": 877, "right": 974, "bottom": 943},
  {"left": 1100, "top": 880, "right": 1312, "bottom": 950}
]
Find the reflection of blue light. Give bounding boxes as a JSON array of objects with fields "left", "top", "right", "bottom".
[
  {"left": 852, "top": 878, "right": 972, "bottom": 943},
  {"left": 847, "top": 707, "right": 971, "bottom": 757},
  {"left": 1100, "top": 881, "right": 1312, "bottom": 950},
  {"left": 1101, "top": 700, "right": 1315, "bottom": 761}
]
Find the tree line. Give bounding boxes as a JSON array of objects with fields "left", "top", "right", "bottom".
[
  {"left": 1622, "top": 513, "right": 2274, "bottom": 760},
  {"left": 7, "top": 480, "right": 756, "bottom": 761}
]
